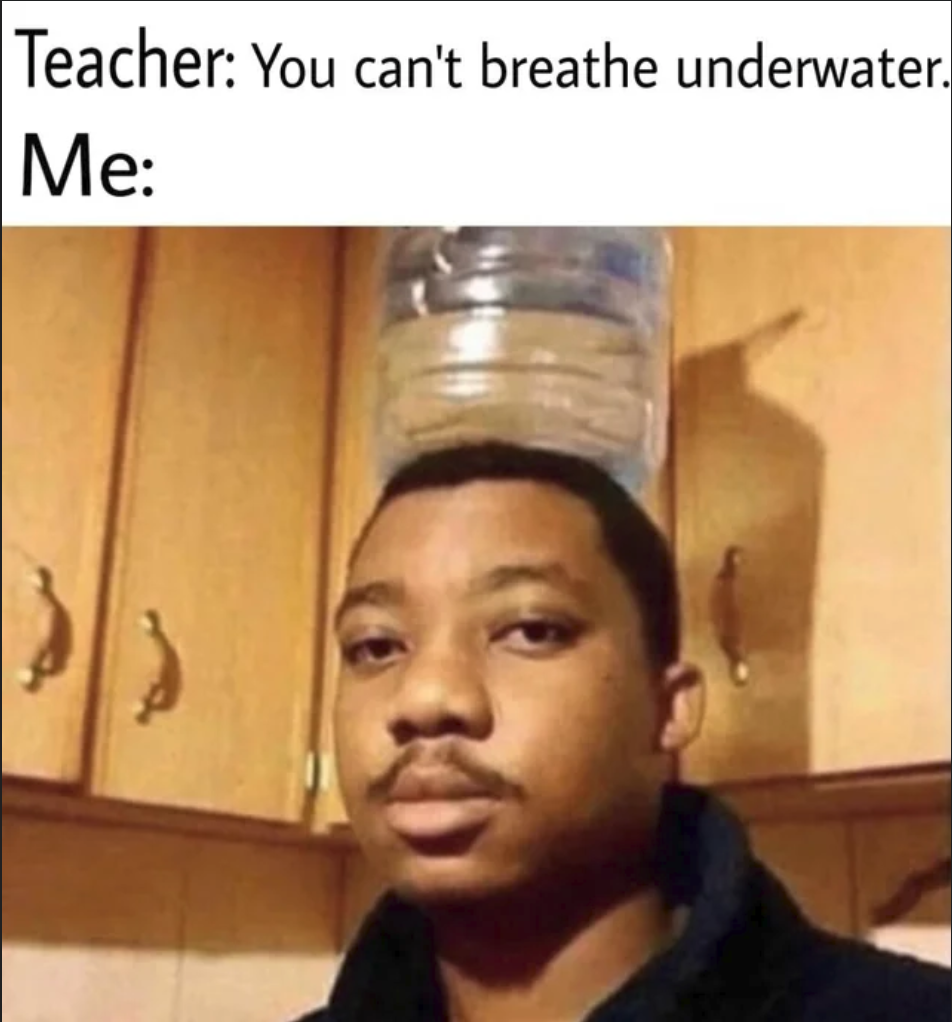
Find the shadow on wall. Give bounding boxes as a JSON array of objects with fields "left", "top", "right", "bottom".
[{"left": 674, "top": 307, "right": 825, "bottom": 782}]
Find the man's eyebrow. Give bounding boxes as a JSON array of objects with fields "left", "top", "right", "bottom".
[
  {"left": 334, "top": 580, "right": 406, "bottom": 630},
  {"left": 334, "top": 562, "right": 589, "bottom": 630}
]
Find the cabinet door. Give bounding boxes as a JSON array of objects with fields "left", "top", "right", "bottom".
[
  {"left": 673, "top": 227, "right": 950, "bottom": 783},
  {"left": 312, "top": 228, "right": 385, "bottom": 831},
  {"left": 93, "top": 228, "right": 339, "bottom": 822},
  {"left": 2, "top": 228, "right": 138, "bottom": 783}
]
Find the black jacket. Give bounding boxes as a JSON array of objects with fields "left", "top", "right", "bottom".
[{"left": 295, "top": 784, "right": 950, "bottom": 1021}]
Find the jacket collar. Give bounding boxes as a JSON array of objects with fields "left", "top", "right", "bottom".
[{"left": 324, "top": 784, "right": 814, "bottom": 1021}]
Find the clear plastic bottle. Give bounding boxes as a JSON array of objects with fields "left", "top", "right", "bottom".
[{"left": 374, "top": 226, "right": 672, "bottom": 494}]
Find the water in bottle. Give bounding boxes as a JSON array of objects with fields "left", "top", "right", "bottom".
[{"left": 374, "top": 226, "right": 672, "bottom": 495}]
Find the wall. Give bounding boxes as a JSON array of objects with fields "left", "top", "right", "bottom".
[
  {"left": 2, "top": 812, "right": 347, "bottom": 1022},
  {"left": 3, "top": 802, "right": 948, "bottom": 1022}
]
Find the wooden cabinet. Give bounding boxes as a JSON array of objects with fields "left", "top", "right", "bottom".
[
  {"left": 854, "top": 812, "right": 950, "bottom": 967},
  {"left": 2, "top": 228, "right": 139, "bottom": 784},
  {"left": 312, "top": 226, "right": 950, "bottom": 829},
  {"left": 3, "top": 224, "right": 948, "bottom": 834},
  {"left": 3, "top": 226, "right": 341, "bottom": 825},
  {"left": 91, "top": 228, "right": 339, "bottom": 822},
  {"left": 312, "top": 228, "right": 386, "bottom": 831},
  {"left": 2, "top": 813, "right": 345, "bottom": 1022},
  {"left": 672, "top": 227, "right": 951, "bottom": 784},
  {"left": 747, "top": 810, "right": 950, "bottom": 964}
]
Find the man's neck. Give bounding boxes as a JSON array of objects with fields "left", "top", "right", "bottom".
[{"left": 426, "top": 870, "right": 683, "bottom": 1022}]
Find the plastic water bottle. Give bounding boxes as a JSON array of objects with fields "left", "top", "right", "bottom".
[{"left": 374, "top": 227, "right": 672, "bottom": 494}]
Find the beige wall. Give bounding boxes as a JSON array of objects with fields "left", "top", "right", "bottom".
[
  {"left": 2, "top": 812, "right": 347, "bottom": 1022},
  {"left": 3, "top": 803, "right": 949, "bottom": 1022}
]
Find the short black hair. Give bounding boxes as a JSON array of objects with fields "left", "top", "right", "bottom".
[{"left": 357, "top": 441, "right": 680, "bottom": 672}]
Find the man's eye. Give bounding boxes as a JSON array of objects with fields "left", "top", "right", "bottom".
[
  {"left": 341, "top": 636, "right": 404, "bottom": 667},
  {"left": 494, "top": 618, "right": 583, "bottom": 652}
]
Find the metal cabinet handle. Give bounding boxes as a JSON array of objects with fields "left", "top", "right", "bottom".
[
  {"left": 16, "top": 566, "right": 72, "bottom": 691},
  {"left": 133, "top": 609, "right": 182, "bottom": 724},
  {"left": 711, "top": 545, "right": 751, "bottom": 686}
]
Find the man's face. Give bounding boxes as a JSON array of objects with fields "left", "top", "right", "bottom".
[{"left": 332, "top": 480, "right": 671, "bottom": 906}]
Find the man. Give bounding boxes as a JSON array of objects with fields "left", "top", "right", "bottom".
[{"left": 298, "top": 441, "right": 950, "bottom": 1021}]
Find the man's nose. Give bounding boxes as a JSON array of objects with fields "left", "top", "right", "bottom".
[{"left": 385, "top": 636, "right": 493, "bottom": 744}]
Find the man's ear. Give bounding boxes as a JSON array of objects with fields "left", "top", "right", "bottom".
[{"left": 655, "top": 662, "right": 705, "bottom": 754}]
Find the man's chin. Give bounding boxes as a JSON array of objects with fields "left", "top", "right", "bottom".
[{"left": 387, "top": 850, "right": 528, "bottom": 908}]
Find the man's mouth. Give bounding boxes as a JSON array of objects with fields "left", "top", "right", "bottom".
[{"left": 383, "top": 766, "right": 502, "bottom": 841}]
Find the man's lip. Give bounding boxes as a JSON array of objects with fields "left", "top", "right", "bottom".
[
  {"left": 385, "top": 766, "right": 498, "bottom": 803},
  {"left": 383, "top": 796, "right": 499, "bottom": 841},
  {"left": 377, "top": 763, "right": 508, "bottom": 841}
]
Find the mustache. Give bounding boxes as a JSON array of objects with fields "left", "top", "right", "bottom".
[{"left": 367, "top": 742, "right": 524, "bottom": 802}]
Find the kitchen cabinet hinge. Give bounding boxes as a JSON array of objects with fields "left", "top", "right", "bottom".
[{"left": 305, "top": 750, "right": 332, "bottom": 794}]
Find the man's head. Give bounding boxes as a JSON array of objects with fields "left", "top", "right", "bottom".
[{"left": 332, "top": 441, "right": 702, "bottom": 908}]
